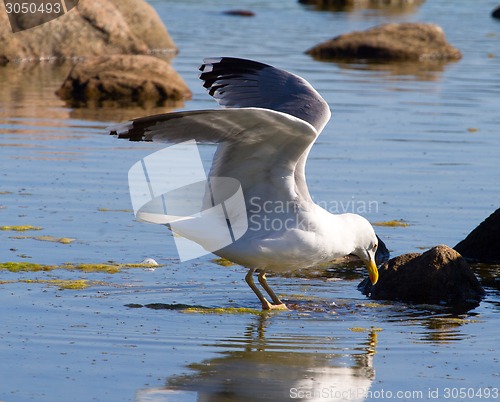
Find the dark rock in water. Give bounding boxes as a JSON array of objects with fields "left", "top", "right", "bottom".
[
  {"left": 56, "top": 55, "right": 192, "bottom": 106},
  {"left": 359, "top": 245, "right": 485, "bottom": 308},
  {"left": 306, "top": 23, "right": 462, "bottom": 62},
  {"left": 223, "top": 10, "right": 255, "bottom": 17},
  {"left": 454, "top": 208, "right": 500, "bottom": 263},
  {"left": 492, "top": 6, "right": 500, "bottom": 19},
  {"left": 299, "top": 0, "right": 425, "bottom": 11}
]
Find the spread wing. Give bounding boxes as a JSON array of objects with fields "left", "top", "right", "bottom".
[
  {"left": 110, "top": 57, "right": 331, "bottom": 205},
  {"left": 109, "top": 107, "right": 317, "bottom": 204}
]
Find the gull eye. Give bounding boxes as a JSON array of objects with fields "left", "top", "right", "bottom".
[{"left": 371, "top": 243, "right": 378, "bottom": 252}]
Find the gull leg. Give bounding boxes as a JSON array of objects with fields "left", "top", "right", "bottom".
[
  {"left": 258, "top": 271, "right": 288, "bottom": 310},
  {"left": 245, "top": 268, "right": 273, "bottom": 310}
]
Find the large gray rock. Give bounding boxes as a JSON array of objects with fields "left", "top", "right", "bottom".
[
  {"left": 359, "top": 245, "right": 485, "bottom": 308},
  {"left": 0, "top": 0, "right": 176, "bottom": 63},
  {"left": 455, "top": 208, "right": 500, "bottom": 263},
  {"left": 56, "top": 55, "right": 192, "bottom": 106},
  {"left": 306, "top": 23, "right": 462, "bottom": 62}
]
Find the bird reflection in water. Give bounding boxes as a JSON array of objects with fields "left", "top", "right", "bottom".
[{"left": 136, "top": 314, "right": 378, "bottom": 401}]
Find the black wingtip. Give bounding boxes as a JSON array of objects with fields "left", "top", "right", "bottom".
[
  {"left": 199, "top": 57, "right": 223, "bottom": 71},
  {"left": 199, "top": 57, "right": 271, "bottom": 74},
  {"left": 199, "top": 57, "right": 273, "bottom": 97},
  {"left": 107, "top": 121, "right": 149, "bottom": 142}
]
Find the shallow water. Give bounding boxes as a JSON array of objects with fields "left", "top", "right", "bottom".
[{"left": 1, "top": 1, "right": 500, "bottom": 401}]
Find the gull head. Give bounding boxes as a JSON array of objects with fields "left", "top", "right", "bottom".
[{"left": 348, "top": 215, "right": 379, "bottom": 285}]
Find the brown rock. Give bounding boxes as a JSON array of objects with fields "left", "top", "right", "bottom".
[
  {"left": 56, "top": 55, "right": 192, "bottom": 106},
  {"left": 358, "top": 245, "right": 485, "bottom": 308},
  {"left": 0, "top": 0, "right": 176, "bottom": 63},
  {"left": 107, "top": 0, "right": 177, "bottom": 52},
  {"left": 454, "top": 208, "right": 500, "bottom": 263},
  {"left": 306, "top": 23, "right": 462, "bottom": 62}
]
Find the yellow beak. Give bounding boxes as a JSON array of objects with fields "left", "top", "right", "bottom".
[{"left": 366, "top": 259, "right": 379, "bottom": 285}]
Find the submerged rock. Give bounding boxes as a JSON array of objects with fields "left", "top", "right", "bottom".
[
  {"left": 299, "top": 0, "right": 425, "bottom": 11},
  {"left": 223, "top": 10, "right": 255, "bottom": 17},
  {"left": 359, "top": 245, "right": 485, "bottom": 308},
  {"left": 0, "top": 0, "right": 176, "bottom": 63},
  {"left": 454, "top": 208, "right": 500, "bottom": 263},
  {"left": 56, "top": 55, "right": 192, "bottom": 106},
  {"left": 306, "top": 23, "right": 462, "bottom": 62}
]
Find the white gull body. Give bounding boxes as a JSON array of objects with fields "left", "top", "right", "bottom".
[{"left": 110, "top": 57, "right": 379, "bottom": 309}]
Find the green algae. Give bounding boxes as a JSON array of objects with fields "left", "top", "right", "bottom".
[
  {"left": 349, "top": 326, "right": 383, "bottom": 333},
  {"left": 98, "top": 207, "right": 133, "bottom": 213},
  {"left": 0, "top": 262, "right": 56, "bottom": 272},
  {"left": 12, "top": 235, "right": 76, "bottom": 244},
  {"left": 126, "top": 303, "right": 261, "bottom": 315},
  {"left": 8, "top": 233, "right": 76, "bottom": 244},
  {"left": 65, "top": 262, "right": 162, "bottom": 273},
  {"left": 372, "top": 219, "right": 410, "bottom": 227},
  {"left": 54, "top": 280, "right": 89, "bottom": 290},
  {"left": 122, "top": 262, "right": 158, "bottom": 268},
  {"left": 20, "top": 279, "right": 90, "bottom": 290},
  {"left": 181, "top": 306, "right": 261, "bottom": 315},
  {"left": 34, "top": 236, "right": 75, "bottom": 244},
  {"left": 0, "top": 225, "right": 43, "bottom": 231},
  {"left": 211, "top": 257, "right": 236, "bottom": 267},
  {"left": 0, "top": 276, "right": 103, "bottom": 290},
  {"left": 0, "top": 261, "right": 162, "bottom": 274},
  {"left": 66, "top": 263, "right": 122, "bottom": 274}
]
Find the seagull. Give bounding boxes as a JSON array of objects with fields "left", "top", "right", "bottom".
[{"left": 109, "top": 57, "right": 379, "bottom": 310}]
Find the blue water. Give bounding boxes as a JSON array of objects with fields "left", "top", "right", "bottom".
[{"left": 1, "top": 1, "right": 500, "bottom": 401}]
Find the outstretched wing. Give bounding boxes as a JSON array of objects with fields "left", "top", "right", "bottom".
[
  {"left": 110, "top": 107, "right": 318, "bottom": 204},
  {"left": 199, "top": 57, "right": 331, "bottom": 133},
  {"left": 110, "top": 58, "right": 331, "bottom": 204}
]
